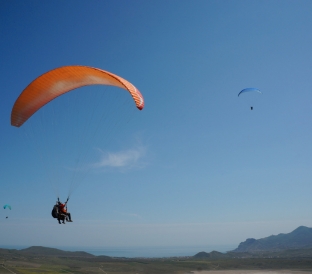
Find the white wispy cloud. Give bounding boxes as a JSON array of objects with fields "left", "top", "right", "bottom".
[{"left": 93, "top": 145, "right": 146, "bottom": 170}]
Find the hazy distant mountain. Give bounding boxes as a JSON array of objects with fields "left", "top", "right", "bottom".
[
  {"left": 19, "top": 246, "right": 95, "bottom": 257},
  {"left": 233, "top": 226, "right": 312, "bottom": 252},
  {"left": 193, "top": 250, "right": 227, "bottom": 259}
]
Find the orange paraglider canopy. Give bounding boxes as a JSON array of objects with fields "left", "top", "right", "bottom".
[{"left": 11, "top": 65, "right": 144, "bottom": 127}]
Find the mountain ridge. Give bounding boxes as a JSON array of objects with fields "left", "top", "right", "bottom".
[
  {"left": 233, "top": 226, "right": 312, "bottom": 252},
  {"left": 19, "top": 246, "right": 95, "bottom": 257}
]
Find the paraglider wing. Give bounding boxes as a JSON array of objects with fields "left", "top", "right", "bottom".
[
  {"left": 11, "top": 66, "right": 144, "bottom": 127},
  {"left": 3, "top": 204, "right": 11, "bottom": 210},
  {"left": 238, "top": 88, "right": 261, "bottom": 97}
]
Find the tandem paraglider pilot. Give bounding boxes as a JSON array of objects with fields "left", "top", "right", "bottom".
[{"left": 51, "top": 198, "right": 73, "bottom": 224}]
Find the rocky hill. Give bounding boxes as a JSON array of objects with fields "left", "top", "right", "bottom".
[
  {"left": 193, "top": 250, "right": 228, "bottom": 259},
  {"left": 19, "top": 246, "right": 95, "bottom": 257},
  {"left": 233, "top": 226, "right": 312, "bottom": 252}
]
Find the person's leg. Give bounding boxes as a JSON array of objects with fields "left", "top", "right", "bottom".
[
  {"left": 60, "top": 214, "right": 65, "bottom": 223},
  {"left": 57, "top": 214, "right": 61, "bottom": 224},
  {"left": 67, "top": 212, "right": 72, "bottom": 221}
]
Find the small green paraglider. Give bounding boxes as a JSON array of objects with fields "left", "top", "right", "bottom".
[{"left": 3, "top": 204, "right": 11, "bottom": 219}]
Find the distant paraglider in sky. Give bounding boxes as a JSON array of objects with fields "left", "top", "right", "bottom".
[
  {"left": 3, "top": 204, "right": 11, "bottom": 219},
  {"left": 238, "top": 88, "right": 261, "bottom": 110}
]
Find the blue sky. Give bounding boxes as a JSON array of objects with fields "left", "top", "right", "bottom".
[{"left": 1, "top": 1, "right": 312, "bottom": 253}]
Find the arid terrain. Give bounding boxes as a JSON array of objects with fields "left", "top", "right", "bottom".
[
  {"left": 1, "top": 246, "right": 312, "bottom": 274},
  {"left": 191, "top": 271, "right": 312, "bottom": 274}
]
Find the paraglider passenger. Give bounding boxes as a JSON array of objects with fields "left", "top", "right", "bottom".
[{"left": 58, "top": 200, "right": 73, "bottom": 224}]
